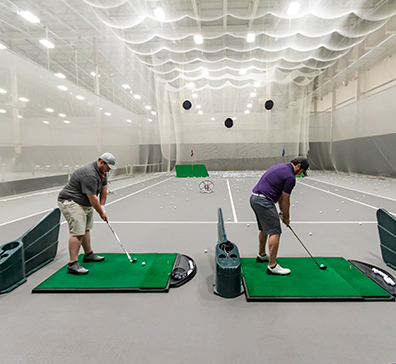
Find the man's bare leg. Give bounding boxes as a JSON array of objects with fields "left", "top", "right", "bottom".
[{"left": 268, "top": 234, "right": 281, "bottom": 267}]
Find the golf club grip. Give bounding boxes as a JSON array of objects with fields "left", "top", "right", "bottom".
[{"left": 106, "top": 221, "right": 133, "bottom": 261}]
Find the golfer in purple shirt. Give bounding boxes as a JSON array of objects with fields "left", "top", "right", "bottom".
[{"left": 250, "top": 157, "right": 309, "bottom": 275}]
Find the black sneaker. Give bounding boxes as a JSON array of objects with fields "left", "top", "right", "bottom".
[
  {"left": 83, "top": 252, "right": 105, "bottom": 262},
  {"left": 256, "top": 254, "right": 269, "bottom": 263},
  {"left": 67, "top": 262, "right": 89, "bottom": 275}
]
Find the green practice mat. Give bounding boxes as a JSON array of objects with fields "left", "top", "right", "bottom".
[
  {"left": 32, "top": 253, "right": 178, "bottom": 293},
  {"left": 241, "top": 257, "right": 393, "bottom": 301},
  {"left": 175, "top": 164, "right": 209, "bottom": 177}
]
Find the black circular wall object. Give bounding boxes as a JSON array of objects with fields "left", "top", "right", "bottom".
[
  {"left": 224, "top": 118, "right": 233, "bottom": 128},
  {"left": 183, "top": 100, "right": 192, "bottom": 110},
  {"left": 265, "top": 100, "right": 274, "bottom": 110}
]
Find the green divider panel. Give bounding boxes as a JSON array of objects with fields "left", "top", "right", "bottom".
[{"left": 175, "top": 164, "right": 209, "bottom": 177}]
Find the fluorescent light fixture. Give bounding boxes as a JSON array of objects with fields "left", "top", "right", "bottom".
[
  {"left": 198, "top": 110, "right": 203, "bottom": 114},
  {"left": 145, "top": 105, "right": 152, "bottom": 110},
  {"left": 58, "top": 85, "right": 67, "bottom": 91},
  {"left": 211, "top": 117, "right": 215, "bottom": 121},
  {"left": 76, "top": 95, "right": 84, "bottom": 100},
  {"left": 151, "top": 111, "right": 157, "bottom": 115},
  {"left": 46, "top": 108, "right": 54, "bottom": 112},
  {"left": 247, "top": 103, "right": 252, "bottom": 108},
  {"left": 192, "top": 93, "right": 198, "bottom": 98},
  {"left": 0, "top": 89, "right": 7, "bottom": 94},
  {"left": 55, "top": 73, "right": 66, "bottom": 79},
  {"left": 287, "top": 2, "right": 301, "bottom": 16},
  {"left": 148, "top": 119, "right": 152, "bottom": 122},
  {"left": 133, "top": 94, "right": 141, "bottom": 99},
  {"left": 122, "top": 84, "right": 130, "bottom": 89},
  {"left": 18, "top": 115, "right": 22, "bottom": 118},
  {"left": 0, "top": 109, "right": 6, "bottom": 113},
  {"left": 104, "top": 112, "right": 111, "bottom": 116},
  {"left": 59, "top": 113, "right": 66, "bottom": 117},
  {"left": 43, "top": 121, "right": 49, "bottom": 124},
  {"left": 245, "top": 110, "right": 250, "bottom": 114},
  {"left": 250, "top": 92, "right": 256, "bottom": 97},
  {"left": 99, "top": 108, "right": 102, "bottom": 110},
  {"left": 64, "top": 120, "right": 70, "bottom": 124},
  {"left": 153, "top": 7, "right": 165, "bottom": 20},
  {"left": 246, "top": 33, "right": 255, "bottom": 43},
  {"left": 254, "top": 81, "right": 261, "bottom": 87},
  {"left": 18, "top": 10, "right": 40, "bottom": 24},
  {"left": 0, "top": 44, "right": 6, "bottom": 50},
  {"left": 39, "top": 39, "right": 55, "bottom": 49},
  {"left": 196, "top": 105, "right": 201, "bottom": 109},
  {"left": 187, "top": 82, "right": 195, "bottom": 89},
  {"left": 202, "top": 69, "right": 209, "bottom": 76},
  {"left": 194, "top": 35, "right": 203, "bottom": 44},
  {"left": 126, "top": 119, "right": 132, "bottom": 122},
  {"left": 90, "top": 72, "right": 96, "bottom": 77},
  {"left": 19, "top": 97, "right": 29, "bottom": 102},
  {"left": 239, "top": 69, "right": 247, "bottom": 75}
]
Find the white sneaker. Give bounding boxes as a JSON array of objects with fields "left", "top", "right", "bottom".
[{"left": 267, "top": 264, "right": 291, "bottom": 275}]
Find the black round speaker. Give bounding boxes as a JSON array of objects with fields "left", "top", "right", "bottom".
[
  {"left": 224, "top": 118, "right": 233, "bottom": 128},
  {"left": 182, "top": 100, "right": 192, "bottom": 110},
  {"left": 265, "top": 100, "right": 274, "bottom": 110}
]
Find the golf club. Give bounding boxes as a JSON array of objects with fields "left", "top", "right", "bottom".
[
  {"left": 106, "top": 220, "right": 137, "bottom": 263},
  {"left": 288, "top": 225, "right": 327, "bottom": 270}
]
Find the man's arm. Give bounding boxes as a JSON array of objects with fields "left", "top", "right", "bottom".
[
  {"left": 87, "top": 194, "right": 107, "bottom": 221},
  {"left": 99, "top": 184, "right": 108, "bottom": 206},
  {"left": 278, "top": 191, "right": 291, "bottom": 226}
]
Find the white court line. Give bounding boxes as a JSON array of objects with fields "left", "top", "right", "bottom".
[
  {"left": 94, "top": 220, "right": 377, "bottom": 224},
  {"left": 111, "top": 174, "right": 169, "bottom": 192},
  {"left": 305, "top": 177, "right": 396, "bottom": 203},
  {"left": 226, "top": 179, "right": 238, "bottom": 222},
  {"left": 106, "top": 177, "right": 174, "bottom": 206},
  {"left": 0, "top": 209, "right": 52, "bottom": 227},
  {"left": 298, "top": 180, "right": 396, "bottom": 215}
]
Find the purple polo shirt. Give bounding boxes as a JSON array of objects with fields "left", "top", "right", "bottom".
[{"left": 252, "top": 163, "right": 296, "bottom": 203}]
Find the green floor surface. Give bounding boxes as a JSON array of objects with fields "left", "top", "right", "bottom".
[
  {"left": 241, "top": 257, "right": 392, "bottom": 301},
  {"left": 175, "top": 164, "right": 209, "bottom": 177},
  {"left": 33, "top": 253, "right": 178, "bottom": 293}
]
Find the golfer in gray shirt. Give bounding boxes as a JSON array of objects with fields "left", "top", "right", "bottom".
[{"left": 58, "top": 153, "right": 116, "bottom": 275}]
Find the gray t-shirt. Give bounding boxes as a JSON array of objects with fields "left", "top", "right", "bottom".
[{"left": 58, "top": 161, "right": 107, "bottom": 206}]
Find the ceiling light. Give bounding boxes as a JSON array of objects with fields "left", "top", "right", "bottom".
[
  {"left": 153, "top": 7, "right": 165, "bottom": 20},
  {"left": 287, "top": 2, "right": 301, "bottom": 16},
  {"left": 58, "top": 85, "right": 67, "bottom": 91},
  {"left": 247, "top": 103, "right": 252, "bottom": 108},
  {"left": 104, "top": 112, "right": 111, "bottom": 116},
  {"left": 43, "top": 121, "right": 49, "bottom": 124},
  {"left": 133, "top": 94, "right": 141, "bottom": 99},
  {"left": 194, "top": 35, "right": 203, "bottom": 45},
  {"left": 46, "top": 108, "right": 54, "bottom": 112},
  {"left": 151, "top": 111, "right": 156, "bottom": 115},
  {"left": 145, "top": 105, "right": 152, "bottom": 110},
  {"left": 246, "top": 33, "right": 255, "bottom": 43},
  {"left": 64, "top": 120, "right": 70, "bottom": 124},
  {"left": 19, "top": 97, "right": 29, "bottom": 102},
  {"left": 187, "top": 82, "right": 195, "bottom": 89},
  {"left": 211, "top": 117, "right": 215, "bottom": 121},
  {"left": 192, "top": 93, "right": 198, "bottom": 98},
  {"left": 18, "top": 115, "right": 22, "bottom": 118},
  {"left": 126, "top": 119, "right": 131, "bottom": 122},
  {"left": 90, "top": 72, "right": 96, "bottom": 77},
  {"left": 250, "top": 92, "right": 256, "bottom": 97},
  {"left": 0, "top": 89, "right": 7, "bottom": 94},
  {"left": 202, "top": 70, "right": 208, "bottom": 76},
  {"left": 39, "top": 39, "right": 55, "bottom": 49},
  {"left": 55, "top": 73, "right": 66, "bottom": 79},
  {"left": 239, "top": 69, "right": 247, "bottom": 75},
  {"left": 0, "top": 43, "right": 7, "bottom": 50},
  {"left": 122, "top": 84, "right": 130, "bottom": 89},
  {"left": 76, "top": 95, "right": 84, "bottom": 100},
  {"left": 18, "top": 10, "right": 40, "bottom": 24},
  {"left": 198, "top": 110, "right": 203, "bottom": 114},
  {"left": 0, "top": 109, "right": 6, "bottom": 113},
  {"left": 196, "top": 105, "right": 201, "bottom": 109},
  {"left": 245, "top": 110, "right": 250, "bottom": 114},
  {"left": 254, "top": 82, "right": 261, "bottom": 87},
  {"left": 148, "top": 119, "right": 152, "bottom": 122},
  {"left": 59, "top": 113, "right": 66, "bottom": 117}
]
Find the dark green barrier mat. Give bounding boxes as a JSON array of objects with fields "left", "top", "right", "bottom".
[
  {"left": 241, "top": 257, "right": 393, "bottom": 301},
  {"left": 175, "top": 164, "right": 209, "bottom": 177},
  {"left": 33, "top": 253, "right": 178, "bottom": 293}
]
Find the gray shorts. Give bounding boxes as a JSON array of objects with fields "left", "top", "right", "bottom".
[
  {"left": 58, "top": 199, "right": 94, "bottom": 236},
  {"left": 250, "top": 194, "right": 282, "bottom": 236}
]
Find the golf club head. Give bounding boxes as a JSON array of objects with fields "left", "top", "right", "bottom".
[{"left": 131, "top": 258, "right": 137, "bottom": 263}]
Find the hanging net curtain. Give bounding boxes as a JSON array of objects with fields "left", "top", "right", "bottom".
[{"left": 81, "top": 0, "right": 396, "bottom": 170}]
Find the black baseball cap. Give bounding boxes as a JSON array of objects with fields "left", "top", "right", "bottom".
[{"left": 295, "top": 156, "right": 309, "bottom": 176}]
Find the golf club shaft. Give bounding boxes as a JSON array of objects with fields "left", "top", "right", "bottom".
[
  {"left": 106, "top": 221, "right": 133, "bottom": 262},
  {"left": 288, "top": 225, "right": 321, "bottom": 269}
]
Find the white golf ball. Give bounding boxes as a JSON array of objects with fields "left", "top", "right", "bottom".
[
  {"left": 309, "top": 232, "right": 312, "bottom": 236},
  {"left": 247, "top": 224, "right": 250, "bottom": 227},
  {"left": 204, "top": 249, "right": 208, "bottom": 253},
  {"left": 142, "top": 262, "right": 145, "bottom": 266}
]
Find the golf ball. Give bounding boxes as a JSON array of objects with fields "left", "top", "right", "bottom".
[
  {"left": 247, "top": 224, "right": 250, "bottom": 227},
  {"left": 320, "top": 264, "right": 324, "bottom": 268},
  {"left": 309, "top": 232, "right": 312, "bottom": 236},
  {"left": 204, "top": 249, "right": 208, "bottom": 253},
  {"left": 142, "top": 262, "right": 145, "bottom": 266}
]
